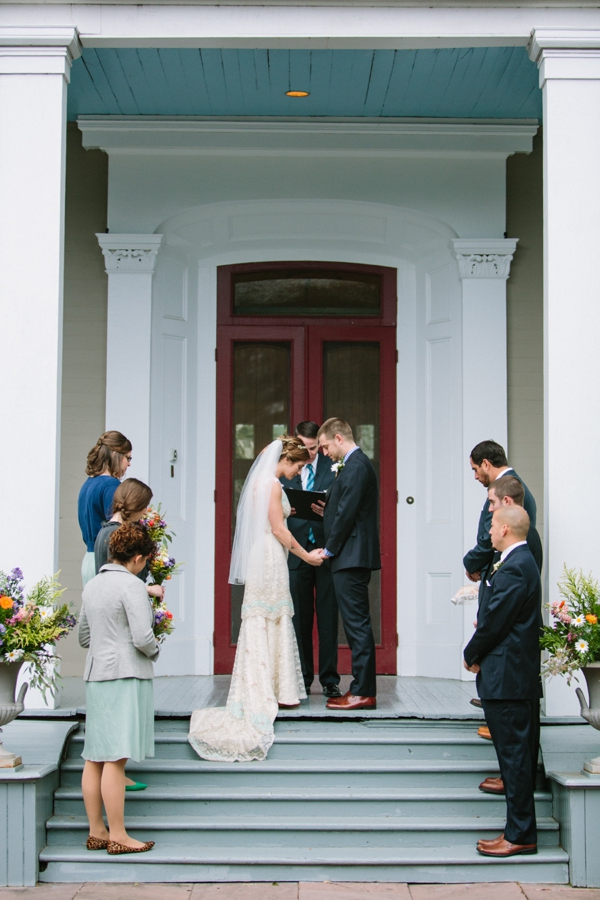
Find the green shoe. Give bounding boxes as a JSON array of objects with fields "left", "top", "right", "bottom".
[{"left": 125, "top": 781, "right": 147, "bottom": 792}]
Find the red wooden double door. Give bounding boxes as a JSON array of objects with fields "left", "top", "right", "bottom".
[{"left": 214, "top": 261, "right": 398, "bottom": 675}]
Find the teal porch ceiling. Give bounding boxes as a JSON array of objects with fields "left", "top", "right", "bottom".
[{"left": 67, "top": 47, "right": 541, "bottom": 120}]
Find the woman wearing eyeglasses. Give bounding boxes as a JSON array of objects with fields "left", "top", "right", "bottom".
[{"left": 78, "top": 431, "right": 133, "bottom": 588}]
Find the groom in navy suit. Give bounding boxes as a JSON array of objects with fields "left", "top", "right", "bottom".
[
  {"left": 280, "top": 421, "right": 341, "bottom": 698},
  {"left": 317, "top": 417, "right": 380, "bottom": 711}
]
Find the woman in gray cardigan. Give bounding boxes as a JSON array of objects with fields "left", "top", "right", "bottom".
[{"left": 79, "top": 522, "right": 159, "bottom": 855}]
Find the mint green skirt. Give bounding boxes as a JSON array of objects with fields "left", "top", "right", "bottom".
[{"left": 83, "top": 678, "right": 154, "bottom": 762}]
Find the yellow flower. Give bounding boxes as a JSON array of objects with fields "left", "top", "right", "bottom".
[
  {"left": 0, "top": 596, "right": 13, "bottom": 609},
  {"left": 586, "top": 614, "right": 598, "bottom": 624}
]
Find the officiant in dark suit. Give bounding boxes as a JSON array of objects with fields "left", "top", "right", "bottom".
[
  {"left": 280, "top": 421, "right": 341, "bottom": 698},
  {"left": 464, "top": 505, "right": 543, "bottom": 859},
  {"left": 317, "top": 417, "right": 380, "bottom": 711}
]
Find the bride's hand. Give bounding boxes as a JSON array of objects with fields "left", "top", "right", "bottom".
[{"left": 306, "top": 549, "right": 324, "bottom": 567}]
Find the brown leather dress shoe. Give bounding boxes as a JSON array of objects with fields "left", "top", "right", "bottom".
[
  {"left": 477, "top": 838, "right": 537, "bottom": 858},
  {"left": 477, "top": 725, "right": 492, "bottom": 740},
  {"left": 477, "top": 833, "right": 505, "bottom": 850},
  {"left": 326, "top": 692, "right": 377, "bottom": 710},
  {"left": 478, "top": 776, "right": 505, "bottom": 794}
]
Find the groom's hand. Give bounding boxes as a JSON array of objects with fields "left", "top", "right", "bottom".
[
  {"left": 311, "top": 500, "right": 326, "bottom": 517},
  {"left": 466, "top": 570, "right": 481, "bottom": 583}
]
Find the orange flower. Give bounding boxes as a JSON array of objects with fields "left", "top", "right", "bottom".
[
  {"left": 0, "top": 596, "right": 14, "bottom": 609},
  {"left": 586, "top": 614, "right": 598, "bottom": 624}
]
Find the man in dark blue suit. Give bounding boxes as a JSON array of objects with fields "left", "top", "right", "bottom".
[
  {"left": 464, "top": 439, "right": 537, "bottom": 587},
  {"left": 316, "top": 417, "right": 380, "bottom": 711},
  {"left": 280, "top": 421, "right": 341, "bottom": 698},
  {"left": 464, "top": 505, "right": 543, "bottom": 858}
]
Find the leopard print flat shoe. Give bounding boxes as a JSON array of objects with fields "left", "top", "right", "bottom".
[
  {"left": 107, "top": 840, "right": 155, "bottom": 855},
  {"left": 86, "top": 836, "right": 109, "bottom": 850}
]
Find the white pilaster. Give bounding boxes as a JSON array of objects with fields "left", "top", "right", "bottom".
[
  {"left": 0, "top": 27, "right": 80, "bottom": 586},
  {"left": 529, "top": 29, "right": 600, "bottom": 716},
  {"left": 96, "top": 234, "right": 163, "bottom": 484},
  {"left": 452, "top": 238, "right": 517, "bottom": 597}
]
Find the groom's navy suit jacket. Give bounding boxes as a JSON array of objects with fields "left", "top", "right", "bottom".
[
  {"left": 463, "top": 468, "right": 537, "bottom": 577},
  {"left": 323, "top": 448, "right": 381, "bottom": 574},
  {"left": 464, "top": 544, "right": 543, "bottom": 700},
  {"left": 280, "top": 451, "right": 334, "bottom": 570}
]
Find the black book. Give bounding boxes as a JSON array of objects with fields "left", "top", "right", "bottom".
[{"left": 284, "top": 488, "right": 328, "bottom": 523}]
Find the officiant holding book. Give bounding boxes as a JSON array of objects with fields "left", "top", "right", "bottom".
[{"left": 280, "top": 421, "right": 341, "bottom": 699}]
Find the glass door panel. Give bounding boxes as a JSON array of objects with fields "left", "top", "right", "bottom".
[
  {"left": 323, "top": 342, "right": 381, "bottom": 645},
  {"left": 230, "top": 342, "right": 291, "bottom": 643}
]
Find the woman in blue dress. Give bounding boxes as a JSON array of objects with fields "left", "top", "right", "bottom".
[{"left": 78, "top": 431, "right": 132, "bottom": 587}]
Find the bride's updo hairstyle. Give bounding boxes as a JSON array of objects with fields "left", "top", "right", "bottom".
[
  {"left": 276, "top": 434, "right": 311, "bottom": 464},
  {"left": 86, "top": 431, "right": 132, "bottom": 478}
]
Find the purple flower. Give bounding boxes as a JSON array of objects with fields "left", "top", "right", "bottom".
[
  {"left": 0, "top": 624, "right": 6, "bottom": 635},
  {"left": 10, "top": 568, "right": 23, "bottom": 581}
]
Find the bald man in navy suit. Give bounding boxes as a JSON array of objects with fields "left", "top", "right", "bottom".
[{"left": 464, "top": 506, "right": 543, "bottom": 859}]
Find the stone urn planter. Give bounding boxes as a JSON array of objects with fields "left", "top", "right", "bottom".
[
  {"left": 576, "top": 662, "right": 600, "bottom": 774},
  {"left": 0, "top": 661, "right": 28, "bottom": 768}
]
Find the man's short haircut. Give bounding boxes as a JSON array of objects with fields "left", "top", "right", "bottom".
[
  {"left": 295, "top": 421, "right": 319, "bottom": 439},
  {"left": 490, "top": 475, "right": 525, "bottom": 507},
  {"left": 471, "top": 440, "right": 508, "bottom": 468},
  {"left": 493, "top": 505, "right": 530, "bottom": 539},
  {"left": 318, "top": 417, "right": 354, "bottom": 442}
]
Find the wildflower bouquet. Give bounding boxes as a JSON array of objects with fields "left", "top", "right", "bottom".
[
  {"left": 139, "top": 505, "right": 171, "bottom": 545},
  {"left": 541, "top": 567, "right": 600, "bottom": 683},
  {"left": 0, "top": 568, "right": 77, "bottom": 695},
  {"left": 140, "top": 504, "right": 182, "bottom": 639},
  {"left": 149, "top": 546, "right": 183, "bottom": 586},
  {"left": 152, "top": 598, "right": 174, "bottom": 643}
]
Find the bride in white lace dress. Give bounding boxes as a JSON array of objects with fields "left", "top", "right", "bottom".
[{"left": 188, "top": 436, "right": 323, "bottom": 762}]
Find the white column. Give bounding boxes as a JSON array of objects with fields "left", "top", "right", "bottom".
[
  {"left": 96, "top": 234, "right": 163, "bottom": 484},
  {"left": 452, "top": 238, "right": 517, "bottom": 670},
  {"left": 529, "top": 29, "right": 600, "bottom": 716},
  {"left": 0, "top": 27, "right": 80, "bottom": 584}
]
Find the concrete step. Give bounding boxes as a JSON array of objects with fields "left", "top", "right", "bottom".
[
  {"left": 53, "top": 784, "right": 554, "bottom": 819},
  {"left": 45, "top": 814, "right": 562, "bottom": 848},
  {"left": 60, "top": 756, "right": 509, "bottom": 788},
  {"left": 38, "top": 843, "right": 570, "bottom": 884}
]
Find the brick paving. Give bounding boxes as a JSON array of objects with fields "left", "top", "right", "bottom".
[{"left": 0, "top": 885, "right": 599, "bottom": 900}]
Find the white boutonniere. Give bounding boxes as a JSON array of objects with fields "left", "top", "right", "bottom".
[
  {"left": 492, "top": 559, "right": 504, "bottom": 574},
  {"left": 331, "top": 461, "right": 345, "bottom": 477}
]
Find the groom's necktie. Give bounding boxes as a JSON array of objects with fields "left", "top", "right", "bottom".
[{"left": 306, "top": 462, "right": 315, "bottom": 544}]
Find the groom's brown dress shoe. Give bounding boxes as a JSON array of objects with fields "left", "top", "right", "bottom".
[
  {"left": 477, "top": 838, "right": 537, "bottom": 858},
  {"left": 478, "top": 776, "right": 505, "bottom": 794},
  {"left": 326, "top": 692, "right": 377, "bottom": 710},
  {"left": 477, "top": 833, "right": 504, "bottom": 850},
  {"left": 477, "top": 725, "right": 493, "bottom": 741}
]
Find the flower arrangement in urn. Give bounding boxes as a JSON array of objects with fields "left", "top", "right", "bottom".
[
  {"left": 540, "top": 567, "right": 600, "bottom": 683},
  {"left": 0, "top": 568, "right": 77, "bottom": 695},
  {"left": 139, "top": 505, "right": 182, "bottom": 642}
]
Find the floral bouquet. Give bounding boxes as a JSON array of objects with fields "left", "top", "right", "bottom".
[
  {"left": 140, "top": 505, "right": 183, "bottom": 640},
  {"left": 0, "top": 568, "right": 77, "bottom": 696},
  {"left": 540, "top": 567, "right": 600, "bottom": 683},
  {"left": 149, "top": 546, "right": 182, "bottom": 586},
  {"left": 140, "top": 505, "right": 171, "bottom": 546},
  {"left": 152, "top": 598, "right": 174, "bottom": 643}
]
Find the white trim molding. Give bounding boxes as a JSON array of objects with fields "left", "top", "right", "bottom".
[
  {"left": 97, "top": 233, "right": 163, "bottom": 274},
  {"left": 529, "top": 28, "right": 600, "bottom": 85},
  {"left": 79, "top": 117, "right": 538, "bottom": 159},
  {"left": 0, "top": 26, "right": 80, "bottom": 78},
  {"left": 451, "top": 238, "right": 518, "bottom": 279}
]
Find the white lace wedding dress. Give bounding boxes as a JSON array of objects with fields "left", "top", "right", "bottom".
[{"left": 188, "top": 487, "right": 306, "bottom": 762}]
